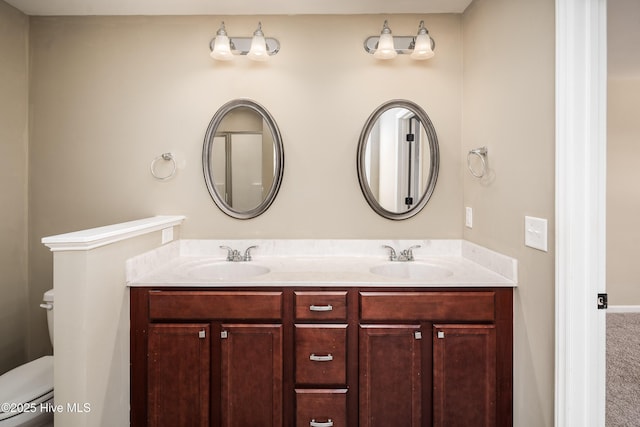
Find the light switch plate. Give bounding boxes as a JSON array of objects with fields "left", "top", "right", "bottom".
[
  {"left": 525, "top": 216, "right": 548, "bottom": 252},
  {"left": 465, "top": 207, "right": 473, "bottom": 228}
]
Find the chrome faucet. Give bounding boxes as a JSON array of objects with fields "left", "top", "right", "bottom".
[
  {"left": 382, "top": 245, "right": 398, "bottom": 261},
  {"left": 382, "top": 244, "right": 421, "bottom": 261},
  {"left": 220, "top": 245, "right": 257, "bottom": 262},
  {"left": 243, "top": 245, "right": 257, "bottom": 261},
  {"left": 398, "top": 245, "right": 421, "bottom": 261}
]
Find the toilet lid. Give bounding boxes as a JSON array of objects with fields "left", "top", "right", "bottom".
[{"left": 0, "top": 355, "right": 53, "bottom": 419}]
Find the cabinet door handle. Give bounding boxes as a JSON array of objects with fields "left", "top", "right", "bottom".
[
  {"left": 309, "top": 304, "right": 333, "bottom": 312},
  {"left": 310, "top": 419, "right": 333, "bottom": 427},
  {"left": 309, "top": 353, "right": 333, "bottom": 362}
]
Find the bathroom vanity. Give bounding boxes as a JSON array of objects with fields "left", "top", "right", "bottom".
[
  {"left": 130, "top": 286, "right": 512, "bottom": 427},
  {"left": 128, "top": 239, "right": 516, "bottom": 427}
]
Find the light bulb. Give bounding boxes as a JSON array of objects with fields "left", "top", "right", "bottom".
[
  {"left": 247, "top": 22, "right": 269, "bottom": 61},
  {"left": 410, "top": 21, "right": 435, "bottom": 60},
  {"left": 210, "top": 22, "right": 234, "bottom": 61},
  {"left": 373, "top": 20, "right": 397, "bottom": 59}
]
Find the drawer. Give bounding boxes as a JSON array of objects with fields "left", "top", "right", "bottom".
[
  {"left": 148, "top": 291, "right": 282, "bottom": 320},
  {"left": 360, "top": 291, "right": 495, "bottom": 322},
  {"left": 296, "top": 389, "right": 347, "bottom": 427},
  {"left": 295, "top": 291, "right": 347, "bottom": 321},
  {"left": 295, "top": 325, "right": 347, "bottom": 385}
]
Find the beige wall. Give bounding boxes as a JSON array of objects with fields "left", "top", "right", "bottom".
[
  {"left": 607, "top": 77, "right": 640, "bottom": 305},
  {"left": 462, "top": 0, "right": 555, "bottom": 426},
  {"left": 27, "top": 13, "right": 464, "bottom": 353},
  {"left": 14, "top": 3, "right": 557, "bottom": 425},
  {"left": 0, "top": 0, "right": 29, "bottom": 374},
  {"left": 27, "top": 14, "right": 463, "bottom": 243}
]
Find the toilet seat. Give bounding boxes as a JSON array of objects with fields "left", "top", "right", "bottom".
[{"left": 0, "top": 356, "right": 53, "bottom": 423}]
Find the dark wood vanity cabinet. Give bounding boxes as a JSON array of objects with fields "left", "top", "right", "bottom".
[
  {"left": 432, "top": 324, "right": 497, "bottom": 427},
  {"left": 293, "top": 291, "right": 353, "bottom": 427},
  {"left": 130, "top": 287, "right": 512, "bottom": 427},
  {"left": 358, "top": 291, "right": 512, "bottom": 427},
  {"left": 359, "top": 325, "right": 423, "bottom": 427},
  {"left": 147, "top": 323, "right": 211, "bottom": 427},
  {"left": 131, "top": 290, "right": 284, "bottom": 427}
]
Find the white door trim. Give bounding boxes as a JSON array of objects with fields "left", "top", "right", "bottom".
[{"left": 555, "top": 0, "right": 607, "bottom": 425}]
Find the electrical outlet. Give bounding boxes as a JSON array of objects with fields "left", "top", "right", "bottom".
[
  {"left": 465, "top": 207, "right": 473, "bottom": 228},
  {"left": 161, "top": 227, "right": 174, "bottom": 244},
  {"left": 525, "top": 216, "right": 548, "bottom": 252}
]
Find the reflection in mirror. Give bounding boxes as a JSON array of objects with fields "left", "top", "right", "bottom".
[
  {"left": 357, "top": 100, "right": 439, "bottom": 220},
  {"left": 203, "top": 100, "right": 284, "bottom": 219}
]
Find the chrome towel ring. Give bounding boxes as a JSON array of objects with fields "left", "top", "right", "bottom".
[
  {"left": 150, "top": 152, "right": 176, "bottom": 181},
  {"left": 467, "top": 146, "right": 488, "bottom": 178}
]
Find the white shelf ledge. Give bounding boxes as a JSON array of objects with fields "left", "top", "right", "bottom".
[{"left": 42, "top": 215, "right": 186, "bottom": 252}]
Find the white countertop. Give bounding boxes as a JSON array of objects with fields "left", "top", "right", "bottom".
[{"left": 127, "top": 239, "right": 517, "bottom": 288}]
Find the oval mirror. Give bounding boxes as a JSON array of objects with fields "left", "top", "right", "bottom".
[
  {"left": 203, "top": 99, "right": 285, "bottom": 219},
  {"left": 357, "top": 100, "right": 439, "bottom": 220}
]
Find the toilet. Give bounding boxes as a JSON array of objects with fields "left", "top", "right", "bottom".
[{"left": 0, "top": 290, "right": 54, "bottom": 427}]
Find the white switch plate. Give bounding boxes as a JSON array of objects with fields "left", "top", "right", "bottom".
[
  {"left": 525, "top": 216, "right": 548, "bottom": 252},
  {"left": 161, "top": 227, "right": 174, "bottom": 244},
  {"left": 465, "top": 207, "right": 473, "bottom": 228}
]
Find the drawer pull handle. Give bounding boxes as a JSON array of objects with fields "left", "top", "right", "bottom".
[
  {"left": 310, "top": 419, "right": 333, "bottom": 427},
  {"left": 309, "top": 304, "right": 333, "bottom": 312},
  {"left": 309, "top": 353, "right": 333, "bottom": 362}
]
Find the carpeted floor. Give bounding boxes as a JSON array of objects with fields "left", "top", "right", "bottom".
[{"left": 607, "top": 313, "right": 640, "bottom": 426}]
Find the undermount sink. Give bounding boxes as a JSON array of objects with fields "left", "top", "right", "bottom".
[
  {"left": 180, "top": 261, "right": 270, "bottom": 281},
  {"left": 369, "top": 262, "right": 454, "bottom": 280}
]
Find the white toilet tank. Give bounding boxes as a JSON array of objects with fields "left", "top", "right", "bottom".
[{"left": 40, "top": 289, "right": 54, "bottom": 348}]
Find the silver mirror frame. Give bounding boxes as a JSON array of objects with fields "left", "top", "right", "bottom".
[
  {"left": 356, "top": 99, "right": 439, "bottom": 220},
  {"left": 203, "top": 99, "right": 285, "bottom": 219}
]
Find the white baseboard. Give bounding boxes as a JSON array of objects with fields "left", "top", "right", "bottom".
[{"left": 608, "top": 305, "right": 640, "bottom": 313}]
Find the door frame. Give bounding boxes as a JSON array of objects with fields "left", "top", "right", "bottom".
[{"left": 555, "top": 0, "right": 607, "bottom": 425}]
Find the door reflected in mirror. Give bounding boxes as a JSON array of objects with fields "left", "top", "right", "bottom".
[
  {"left": 364, "top": 107, "right": 432, "bottom": 212},
  {"left": 203, "top": 100, "right": 284, "bottom": 219},
  {"left": 357, "top": 100, "right": 439, "bottom": 220},
  {"left": 211, "top": 109, "right": 276, "bottom": 211}
]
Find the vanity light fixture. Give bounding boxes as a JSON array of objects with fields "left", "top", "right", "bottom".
[
  {"left": 374, "top": 20, "right": 397, "bottom": 59},
  {"left": 247, "top": 22, "right": 269, "bottom": 61},
  {"left": 209, "top": 21, "right": 280, "bottom": 61},
  {"left": 410, "top": 21, "right": 435, "bottom": 60},
  {"left": 364, "top": 20, "right": 436, "bottom": 60},
  {"left": 210, "top": 22, "right": 233, "bottom": 61}
]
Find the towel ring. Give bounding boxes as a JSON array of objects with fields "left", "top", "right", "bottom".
[
  {"left": 150, "top": 152, "right": 176, "bottom": 181},
  {"left": 467, "top": 147, "right": 488, "bottom": 178}
]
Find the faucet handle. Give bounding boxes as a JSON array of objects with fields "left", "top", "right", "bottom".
[
  {"left": 244, "top": 245, "right": 258, "bottom": 261},
  {"left": 382, "top": 245, "right": 397, "bottom": 261},
  {"left": 404, "top": 245, "right": 421, "bottom": 261},
  {"left": 220, "top": 245, "right": 234, "bottom": 261}
]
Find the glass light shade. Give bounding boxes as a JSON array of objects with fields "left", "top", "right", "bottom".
[
  {"left": 247, "top": 23, "right": 270, "bottom": 62},
  {"left": 210, "top": 34, "right": 233, "bottom": 61},
  {"left": 247, "top": 34, "right": 269, "bottom": 61},
  {"left": 374, "top": 33, "right": 397, "bottom": 59},
  {"left": 410, "top": 33, "right": 434, "bottom": 60}
]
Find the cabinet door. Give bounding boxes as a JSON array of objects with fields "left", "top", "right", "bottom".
[
  {"left": 147, "top": 324, "right": 210, "bottom": 427},
  {"left": 359, "top": 325, "right": 422, "bottom": 427},
  {"left": 221, "top": 324, "right": 283, "bottom": 427},
  {"left": 433, "top": 324, "right": 497, "bottom": 427}
]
